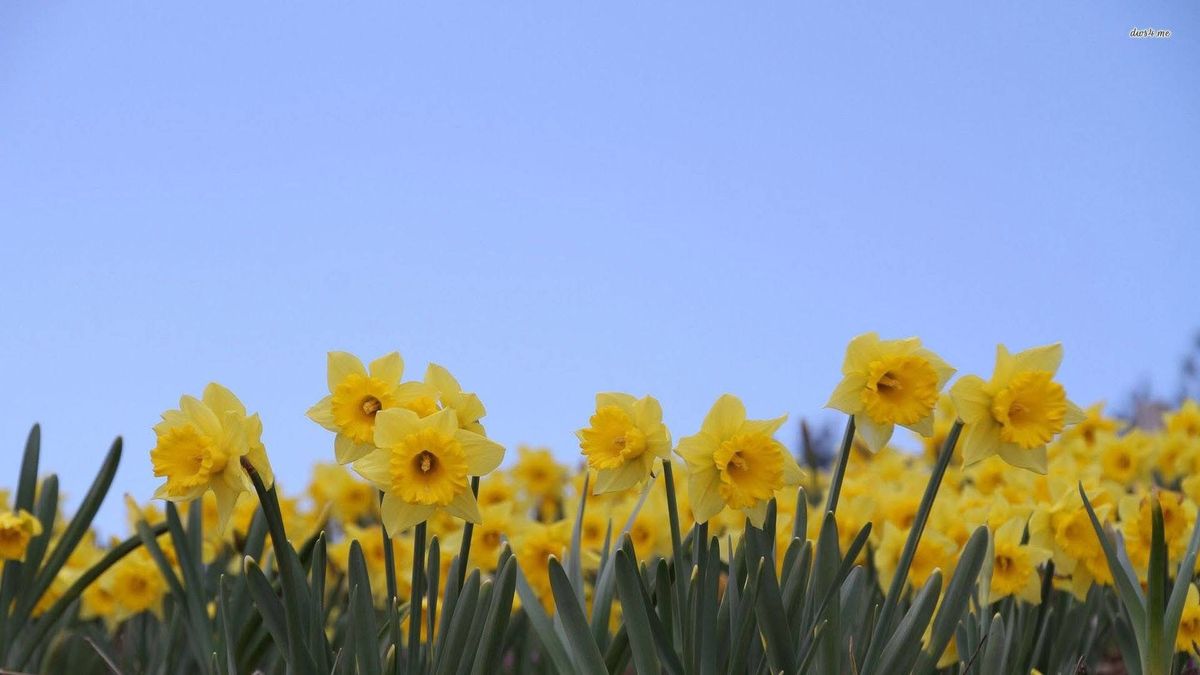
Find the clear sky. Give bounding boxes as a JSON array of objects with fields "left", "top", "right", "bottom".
[{"left": 1, "top": 3, "right": 1197, "bottom": 530}]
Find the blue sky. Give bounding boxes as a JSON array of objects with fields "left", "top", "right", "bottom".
[{"left": 1, "top": 3, "right": 1197, "bottom": 529}]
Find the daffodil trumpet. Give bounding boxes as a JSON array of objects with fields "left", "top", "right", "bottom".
[{"left": 861, "top": 419, "right": 964, "bottom": 674}]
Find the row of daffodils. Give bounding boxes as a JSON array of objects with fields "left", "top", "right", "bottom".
[{"left": 2, "top": 334, "right": 1200, "bottom": 674}]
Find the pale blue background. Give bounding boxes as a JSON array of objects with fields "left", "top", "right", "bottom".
[{"left": 1, "top": 3, "right": 1197, "bottom": 530}]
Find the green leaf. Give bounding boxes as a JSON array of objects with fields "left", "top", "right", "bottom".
[
  {"left": 242, "top": 557, "right": 290, "bottom": 665},
  {"left": 348, "top": 540, "right": 382, "bottom": 675},
  {"left": 1079, "top": 483, "right": 1147, "bottom": 632},
  {"left": 1147, "top": 498, "right": 1167, "bottom": 675},
  {"left": 513, "top": 557, "right": 574, "bottom": 674},
  {"left": 978, "top": 613, "right": 1009, "bottom": 675},
  {"left": 471, "top": 555, "right": 518, "bottom": 675},
  {"left": 1164, "top": 500, "right": 1200, "bottom": 668},
  {"left": 613, "top": 549, "right": 663, "bottom": 675},
  {"left": 218, "top": 575, "right": 237, "bottom": 675},
  {"left": 21, "top": 437, "right": 122, "bottom": 632},
  {"left": 432, "top": 569, "right": 480, "bottom": 675},
  {"left": 457, "top": 578, "right": 493, "bottom": 675},
  {"left": 726, "top": 562, "right": 758, "bottom": 675},
  {"left": 753, "top": 558, "right": 795, "bottom": 674},
  {"left": 874, "top": 571, "right": 943, "bottom": 674},
  {"left": 546, "top": 557, "right": 607, "bottom": 675},
  {"left": 912, "top": 525, "right": 989, "bottom": 675}
]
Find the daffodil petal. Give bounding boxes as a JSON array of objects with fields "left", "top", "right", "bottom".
[{"left": 327, "top": 351, "right": 367, "bottom": 391}]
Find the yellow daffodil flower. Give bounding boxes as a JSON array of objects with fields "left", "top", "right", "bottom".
[
  {"left": 0, "top": 509, "right": 43, "bottom": 561},
  {"left": 352, "top": 407, "right": 504, "bottom": 535},
  {"left": 951, "top": 343, "right": 1084, "bottom": 473},
  {"left": 676, "top": 394, "right": 802, "bottom": 527},
  {"left": 826, "top": 332, "right": 955, "bottom": 452},
  {"left": 150, "top": 383, "right": 274, "bottom": 533},
  {"left": 308, "top": 351, "right": 418, "bottom": 464},
  {"left": 577, "top": 392, "right": 671, "bottom": 494}
]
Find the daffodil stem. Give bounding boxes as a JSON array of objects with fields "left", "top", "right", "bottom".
[
  {"left": 823, "top": 415, "right": 857, "bottom": 515},
  {"left": 380, "top": 493, "right": 399, "bottom": 603},
  {"left": 661, "top": 459, "right": 688, "bottom": 649},
  {"left": 860, "top": 419, "right": 963, "bottom": 675},
  {"left": 378, "top": 491, "right": 402, "bottom": 675},
  {"left": 407, "top": 520, "right": 427, "bottom": 673},
  {"left": 455, "top": 476, "right": 481, "bottom": 593}
]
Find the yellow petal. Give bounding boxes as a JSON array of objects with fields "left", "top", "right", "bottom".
[
  {"left": 741, "top": 414, "right": 788, "bottom": 438},
  {"left": 202, "top": 382, "right": 247, "bottom": 416},
  {"left": 842, "top": 332, "right": 880, "bottom": 374},
  {"left": 327, "top": 351, "right": 367, "bottom": 391},
  {"left": 594, "top": 461, "right": 648, "bottom": 494},
  {"left": 425, "top": 363, "right": 462, "bottom": 396},
  {"left": 688, "top": 469, "right": 725, "bottom": 523},
  {"left": 211, "top": 481, "right": 240, "bottom": 535},
  {"left": 373, "top": 408, "right": 423, "bottom": 449},
  {"left": 1011, "top": 343, "right": 1064, "bottom": 376},
  {"left": 997, "top": 443, "right": 1047, "bottom": 474},
  {"left": 743, "top": 501, "right": 769, "bottom": 528},
  {"left": 1064, "top": 400, "right": 1086, "bottom": 425},
  {"left": 352, "top": 448, "right": 392, "bottom": 490},
  {"left": 381, "top": 493, "right": 435, "bottom": 535},
  {"left": 458, "top": 430, "right": 505, "bottom": 476},
  {"left": 335, "top": 434, "right": 374, "bottom": 464},
  {"left": 676, "top": 434, "right": 718, "bottom": 472},
  {"left": 855, "top": 415, "right": 893, "bottom": 453},
  {"left": 368, "top": 352, "right": 404, "bottom": 384},
  {"left": 949, "top": 376, "right": 991, "bottom": 424},
  {"left": 444, "top": 489, "right": 483, "bottom": 523},
  {"left": 180, "top": 395, "right": 222, "bottom": 440},
  {"left": 596, "top": 392, "right": 637, "bottom": 414},
  {"left": 306, "top": 396, "right": 337, "bottom": 430},
  {"left": 825, "top": 375, "right": 866, "bottom": 414},
  {"left": 702, "top": 394, "right": 746, "bottom": 440},
  {"left": 960, "top": 421, "right": 1001, "bottom": 467}
]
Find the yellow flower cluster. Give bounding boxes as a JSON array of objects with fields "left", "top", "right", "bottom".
[{"left": 8, "top": 336, "right": 1200, "bottom": 664}]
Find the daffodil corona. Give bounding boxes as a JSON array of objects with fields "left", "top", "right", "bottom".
[
  {"left": 577, "top": 392, "right": 671, "bottom": 494},
  {"left": 951, "top": 343, "right": 1084, "bottom": 473},
  {"left": 676, "top": 394, "right": 802, "bottom": 526},
  {"left": 149, "top": 383, "right": 274, "bottom": 532},
  {"left": 827, "top": 332, "right": 956, "bottom": 452}
]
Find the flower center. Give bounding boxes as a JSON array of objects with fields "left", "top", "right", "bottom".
[
  {"left": 580, "top": 405, "right": 648, "bottom": 470},
  {"left": 860, "top": 356, "right": 940, "bottom": 425},
  {"left": 388, "top": 427, "right": 469, "bottom": 507},
  {"left": 150, "top": 425, "right": 228, "bottom": 497},
  {"left": 713, "top": 432, "right": 785, "bottom": 510},
  {"left": 361, "top": 396, "right": 382, "bottom": 416},
  {"left": 331, "top": 374, "right": 396, "bottom": 443},
  {"left": 991, "top": 370, "right": 1067, "bottom": 448}
]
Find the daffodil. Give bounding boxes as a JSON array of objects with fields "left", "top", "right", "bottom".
[
  {"left": 989, "top": 518, "right": 1052, "bottom": 603},
  {"left": 308, "top": 463, "right": 377, "bottom": 524},
  {"left": 397, "top": 363, "right": 489, "bottom": 435},
  {"left": 150, "top": 383, "right": 274, "bottom": 532},
  {"left": 352, "top": 407, "right": 503, "bottom": 536},
  {"left": 676, "top": 394, "right": 802, "bottom": 526},
  {"left": 512, "top": 446, "right": 567, "bottom": 502},
  {"left": 577, "top": 393, "right": 671, "bottom": 494},
  {"left": 951, "top": 343, "right": 1084, "bottom": 473},
  {"left": 1177, "top": 584, "right": 1200, "bottom": 653},
  {"left": 0, "top": 509, "right": 43, "bottom": 561},
  {"left": 1166, "top": 399, "right": 1200, "bottom": 438},
  {"left": 826, "top": 332, "right": 955, "bottom": 452},
  {"left": 308, "top": 351, "right": 417, "bottom": 464}
]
